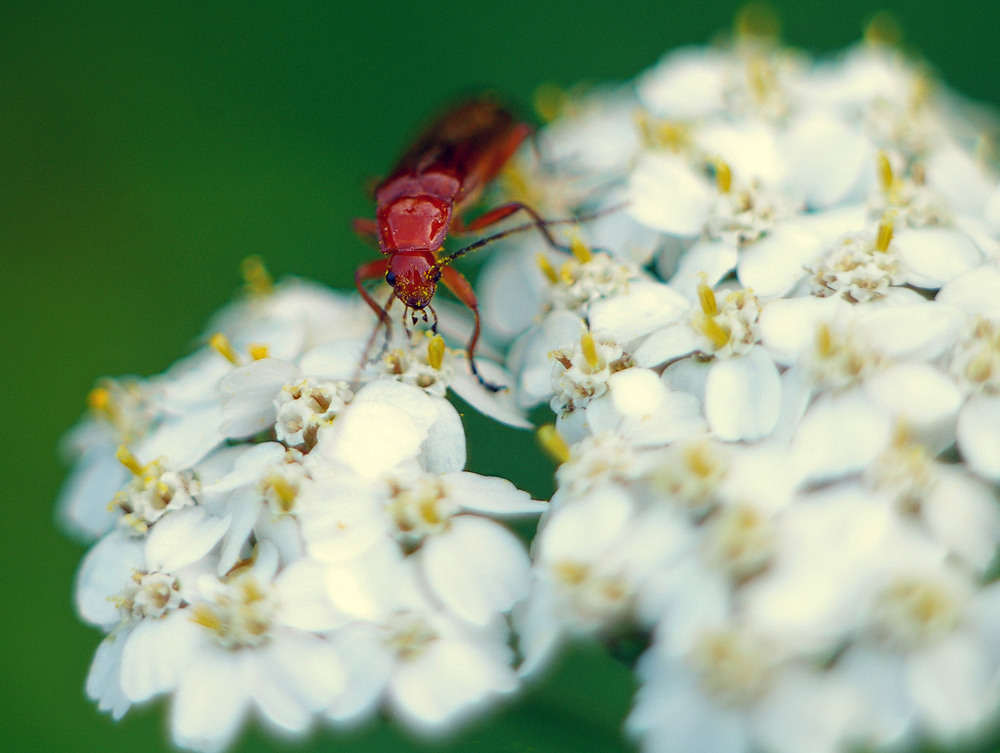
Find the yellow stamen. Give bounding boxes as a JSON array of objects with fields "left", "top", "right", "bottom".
[
  {"left": 634, "top": 111, "right": 689, "bottom": 152},
  {"left": 247, "top": 343, "right": 269, "bottom": 361},
  {"left": 87, "top": 386, "right": 111, "bottom": 413},
  {"left": 209, "top": 332, "right": 241, "bottom": 366},
  {"left": 909, "top": 74, "right": 931, "bottom": 113},
  {"left": 537, "top": 425, "right": 570, "bottom": 464},
  {"left": 863, "top": 10, "right": 902, "bottom": 47},
  {"left": 697, "top": 315, "right": 731, "bottom": 350},
  {"left": 876, "top": 151, "right": 895, "bottom": 194},
  {"left": 875, "top": 219, "right": 894, "bottom": 252},
  {"left": 267, "top": 474, "right": 297, "bottom": 508},
  {"left": 697, "top": 281, "right": 719, "bottom": 316},
  {"left": 536, "top": 252, "right": 559, "bottom": 283},
  {"left": 746, "top": 56, "right": 770, "bottom": 106},
  {"left": 241, "top": 579, "right": 266, "bottom": 603},
  {"left": 735, "top": 2, "right": 781, "bottom": 41},
  {"left": 116, "top": 445, "right": 146, "bottom": 476},
  {"left": 570, "top": 234, "right": 592, "bottom": 264},
  {"left": 713, "top": 158, "right": 732, "bottom": 194},
  {"left": 533, "top": 82, "right": 567, "bottom": 123},
  {"left": 581, "top": 331, "right": 600, "bottom": 369},
  {"left": 684, "top": 442, "right": 717, "bottom": 479},
  {"left": 419, "top": 498, "right": 443, "bottom": 526},
  {"left": 190, "top": 604, "right": 222, "bottom": 631},
  {"left": 554, "top": 560, "right": 587, "bottom": 585},
  {"left": 890, "top": 421, "right": 915, "bottom": 450},
  {"left": 240, "top": 256, "right": 273, "bottom": 297},
  {"left": 815, "top": 323, "right": 833, "bottom": 358},
  {"left": 426, "top": 334, "right": 446, "bottom": 371}
]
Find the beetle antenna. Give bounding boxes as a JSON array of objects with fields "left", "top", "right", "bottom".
[{"left": 440, "top": 202, "right": 627, "bottom": 266}]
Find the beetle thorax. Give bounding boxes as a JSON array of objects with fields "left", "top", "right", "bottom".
[{"left": 378, "top": 195, "right": 452, "bottom": 254}]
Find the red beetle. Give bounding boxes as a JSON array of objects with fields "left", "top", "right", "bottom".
[{"left": 353, "top": 97, "right": 563, "bottom": 391}]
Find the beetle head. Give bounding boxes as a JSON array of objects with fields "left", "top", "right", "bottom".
[{"left": 386, "top": 252, "right": 441, "bottom": 309}]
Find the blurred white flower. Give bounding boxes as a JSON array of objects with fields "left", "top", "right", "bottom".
[{"left": 60, "top": 18, "right": 1000, "bottom": 753}]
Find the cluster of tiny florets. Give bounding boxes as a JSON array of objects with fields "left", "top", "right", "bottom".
[{"left": 61, "top": 16, "right": 1000, "bottom": 753}]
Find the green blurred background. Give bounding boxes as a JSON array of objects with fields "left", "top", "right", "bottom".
[{"left": 4, "top": 1, "right": 999, "bottom": 752}]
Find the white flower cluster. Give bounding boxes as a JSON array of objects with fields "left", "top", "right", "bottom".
[
  {"left": 60, "top": 268, "right": 544, "bottom": 752},
  {"left": 477, "top": 23, "right": 1000, "bottom": 753},
  {"left": 60, "top": 20, "right": 1000, "bottom": 753}
]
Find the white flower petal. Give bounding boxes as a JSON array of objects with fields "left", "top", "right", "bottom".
[
  {"left": 705, "top": 348, "right": 781, "bottom": 441},
  {"left": 75, "top": 533, "right": 145, "bottom": 628},
  {"left": 146, "top": 507, "right": 230, "bottom": 573},
  {"left": 852, "top": 303, "right": 963, "bottom": 361},
  {"left": 444, "top": 472, "right": 546, "bottom": 516},
  {"left": 508, "top": 310, "right": 586, "bottom": 408},
  {"left": 759, "top": 297, "right": 850, "bottom": 366},
  {"left": 792, "top": 391, "right": 891, "bottom": 483},
  {"left": 538, "top": 486, "right": 633, "bottom": 560},
  {"left": 201, "top": 442, "right": 286, "bottom": 494},
  {"left": 668, "top": 239, "right": 738, "bottom": 300},
  {"left": 57, "top": 444, "right": 128, "bottom": 540},
  {"left": 589, "top": 369, "right": 706, "bottom": 445},
  {"left": 780, "top": 115, "right": 871, "bottom": 208},
  {"left": 318, "top": 389, "right": 428, "bottom": 479},
  {"left": 298, "top": 340, "right": 367, "bottom": 380},
  {"left": 894, "top": 228, "right": 982, "bottom": 289},
  {"left": 139, "top": 405, "right": 226, "bottom": 470},
  {"left": 325, "top": 622, "right": 393, "bottom": 723},
  {"left": 863, "top": 363, "right": 961, "bottom": 452},
  {"left": 257, "top": 633, "right": 344, "bottom": 719},
  {"left": 737, "top": 224, "right": 824, "bottom": 299},
  {"left": 634, "top": 323, "right": 701, "bottom": 368},
  {"left": 628, "top": 152, "right": 713, "bottom": 237},
  {"left": 121, "top": 611, "right": 203, "bottom": 702},
  {"left": 418, "top": 397, "right": 467, "bottom": 473},
  {"left": 86, "top": 635, "right": 131, "bottom": 720},
  {"left": 936, "top": 262, "right": 1000, "bottom": 318},
  {"left": 986, "top": 181, "right": 1000, "bottom": 232},
  {"left": 297, "top": 476, "right": 388, "bottom": 563},
  {"left": 589, "top": 281, "right": 689, "bottom": 343},
  {"left": 172, "top": 650, "right": 250, "bottom": 753},
  {"left": 216, "top": 496, "right": 258, "bottom": 575},
  {"left": 448, "top": 366, "right": 532, "bottom": 430},
  {"left": 908, "top": 635, "right": 999, "bottom": 737},
  {"left": 324, "top": 541, "right": 404, "bottom": 621},
  {"left": 421, "top": 516, "right": 531, "bottom": 624},
  {"left": 925, "top": 471, "right": 1000, "bottom": 571},
  {"left": 700, "top": 121, "right": 783, "bottom": 185},
  {"left": 389, "top": 638, "right": 516, "bottom": 731},
  {"left": 274, "top": 558, "right": 345, "bottom": 631},
  {"left": 219, "top": 358, "right": 299, "bottom": 438},
  {"left": 957, "top": 394, "right": 1000, "bottom": 481}
]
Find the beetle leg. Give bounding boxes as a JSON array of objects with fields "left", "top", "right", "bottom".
[
  {"left": 442, "top": 201, "right": 573, "bottom": 265},
  {"left": 427, "top": 304, "right": 439, "bottom": 336},
  {"left": 455, "top": 201, "right": 565, "bottom": 248},
  {"left": 439, "top": 265, "right": 503, "bottom": 392},
  {"left": 351, "top": 218, "right": 380, "bottom": 248},
  {"left": 441, "top": 202, "right": 627, "bottom": 266},
  {"left": 354, "top": 260, "right": 396, "bottom": 379}
]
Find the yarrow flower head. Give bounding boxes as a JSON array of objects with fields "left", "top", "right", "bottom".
[{"left": 60, "top": 12, "right": 1000, "bottom": 753}]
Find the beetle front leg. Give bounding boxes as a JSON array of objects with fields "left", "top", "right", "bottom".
[
  {"left": 439, "top": 265, "right": 503, "bottom": 392},
  {"left": 354, "top": 259, "right": 392, "bottom": 325},
  {"left": 354, "top": 259, "right": 396, "bottom": 377}
]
